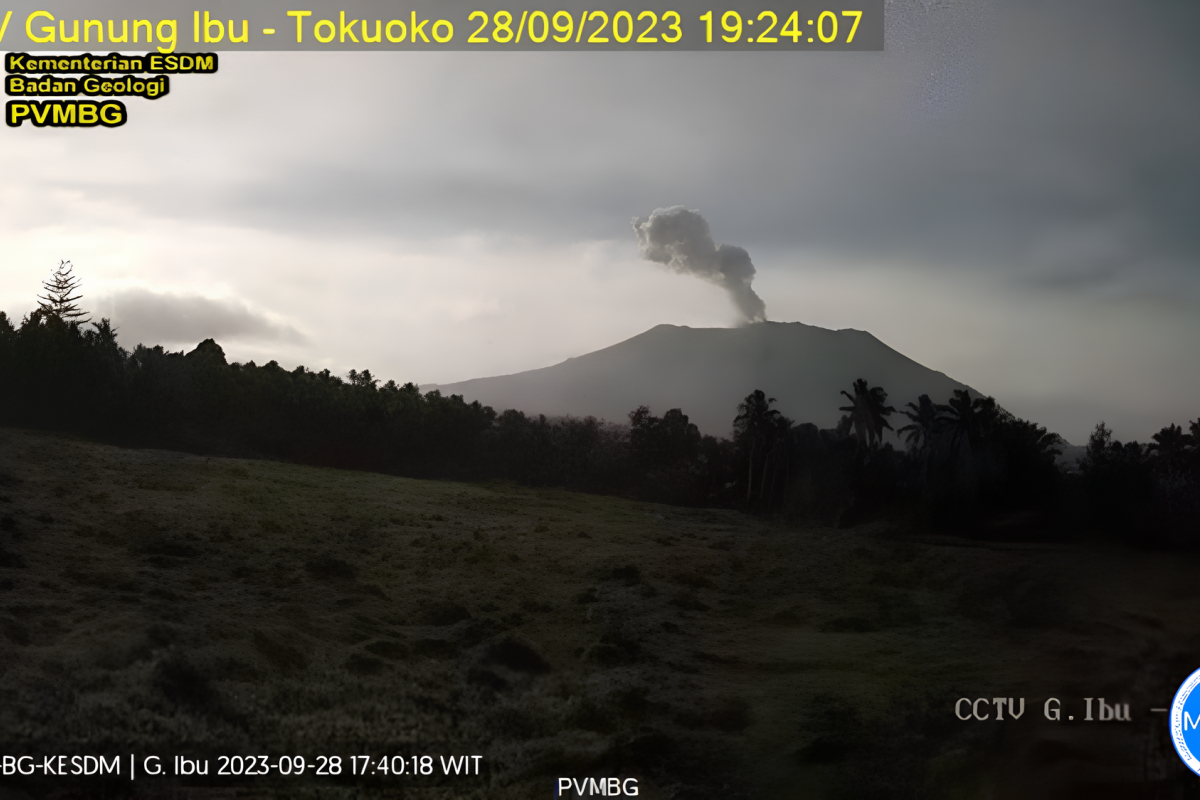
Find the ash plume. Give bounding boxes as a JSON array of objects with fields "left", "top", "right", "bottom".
[{"left": 632, "top": 206, "right": 767, "bottom": 323}]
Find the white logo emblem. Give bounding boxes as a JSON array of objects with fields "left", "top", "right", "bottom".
[{"left": 1170, "top": 667, "right": 1200, "bottom": 776}]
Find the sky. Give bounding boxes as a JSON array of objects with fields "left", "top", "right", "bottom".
[{"left": 1, "top": 0, "right": 1197, "bottom": 444}]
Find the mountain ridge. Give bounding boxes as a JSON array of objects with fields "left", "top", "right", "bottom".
[{"left": 430, "top": 321, "right": 979, "bottom": 437}]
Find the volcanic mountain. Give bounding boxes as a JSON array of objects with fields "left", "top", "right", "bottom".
[{"left": 432, "top": 321, "right": 977, "bottom": 437}]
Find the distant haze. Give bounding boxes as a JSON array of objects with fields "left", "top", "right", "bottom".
[{"left": 433, "top": 321, "right": 974, "bottom": 438}]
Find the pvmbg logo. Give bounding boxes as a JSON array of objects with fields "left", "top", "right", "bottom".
[{"left": 1171, "top": 667, "right": 1200, "bottom": 775}]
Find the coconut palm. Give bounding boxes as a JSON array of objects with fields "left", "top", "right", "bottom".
[
  {"left": 838, "top": 378, "right": 895, "bottom": 451},
  {"left": 734, "top": 389, "right": 790, "bottom": 502},
  {"left": 937, "top": 389, "right": 1000, "bottom": 454},
  {"left": 897, "top": 394, "right": 943, "bottom": 455}
]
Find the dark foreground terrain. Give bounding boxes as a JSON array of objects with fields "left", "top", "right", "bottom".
[{"left": 1, "top": 427, "right": 1198, "bottom": 799}]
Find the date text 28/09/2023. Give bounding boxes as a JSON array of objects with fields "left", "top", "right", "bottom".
[{"left": 0, "top": 1, "right": 883, "bottom": 51}]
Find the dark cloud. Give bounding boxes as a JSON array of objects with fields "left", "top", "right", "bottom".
[
  {"left": 632, "top": 207, "right": 766, "bottom": 323},
  {"left": 99, "top": 289, "right": 306, "bottom": 349},
  {"left": 39, "top": 0, "right": 1197, "bottom": 295}
]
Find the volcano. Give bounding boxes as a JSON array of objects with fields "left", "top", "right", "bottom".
[{"left": 432, "top": 321, "right": 978, "bottom": 437}]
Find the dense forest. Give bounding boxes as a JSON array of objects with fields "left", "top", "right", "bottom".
[{"left": 2, "top": 263, "right": 1197, "bottom": 544}]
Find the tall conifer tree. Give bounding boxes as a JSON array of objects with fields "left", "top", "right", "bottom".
[{"left": 37, "top": 260, "right": 90, "bottom": 323}]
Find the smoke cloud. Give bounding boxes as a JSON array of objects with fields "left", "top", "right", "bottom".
[{"left": 632, "top": 206, "right": 767, "bottom": 324}]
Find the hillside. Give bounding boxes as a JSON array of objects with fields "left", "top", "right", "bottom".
[
  {"left": 0, "top": 428, "right": 1196, "bottom": 798},
  {"left": 433, "top": 322, "right": 975, "bottom": 436}
]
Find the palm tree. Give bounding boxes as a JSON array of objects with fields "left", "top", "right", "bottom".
[
  {"left": 734, "top": 389, "right": 789, "bottom": 502},
  {"left": 1004, "top": 416, "right": 1065, "bottom": 458},
  {"left": 897, "top": 394, "right": 942, "bottom": 455},
  {"left": 937, "top": 389, "right": 1000, "bottom": 454},
  {"left": 838, "top": 378, "right": 895, "bottom": 451}
]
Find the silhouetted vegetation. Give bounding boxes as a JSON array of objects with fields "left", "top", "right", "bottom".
[
  {"left": 838, "top": 377, "right": 895, "bottom": 451},
  {"left": 1079, "top": 420, "right": 1199, "bottom": 545},
  {"left": 36, "top": 260, "right": 89, "bottom": 323},
  {"left": 733, "top": 390, "right": 791, "bottom": 506},
  {"left": 2, "top": 281, "right": 1196, "bottom": 544}
]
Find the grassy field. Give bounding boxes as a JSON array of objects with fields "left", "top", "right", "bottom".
[{"left": 1, "top": 427, "right": 1198, "bottom": 799}]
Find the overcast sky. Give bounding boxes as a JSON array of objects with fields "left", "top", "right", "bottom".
[{"left": 1, "top": 0, "right": 1197, "bottom": 444}]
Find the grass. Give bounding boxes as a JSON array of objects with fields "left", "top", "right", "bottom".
[{"left": 0, "top": 427, "right": 1198, "bottom": 799}]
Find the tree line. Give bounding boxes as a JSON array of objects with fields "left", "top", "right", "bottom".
[{"left": 2, "top": 262, "right": 1196, "bottom": 544}]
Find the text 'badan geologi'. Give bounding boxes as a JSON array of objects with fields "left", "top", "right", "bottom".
[{"left": 5, "top": 51, "right": 217, "bottom": 128}]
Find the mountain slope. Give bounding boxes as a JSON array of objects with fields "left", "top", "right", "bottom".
[{"left": 434, "top": 321, "right": 976, "bottom": 436}]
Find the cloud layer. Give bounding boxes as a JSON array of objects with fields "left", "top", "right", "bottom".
[{"left": 97, "top": 288, "right": 306, "bottom": 350}]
